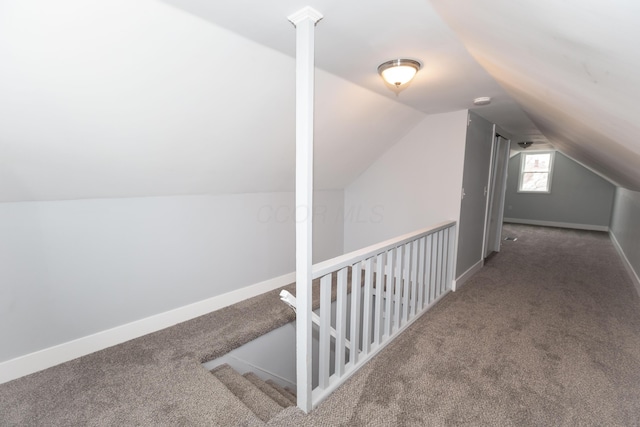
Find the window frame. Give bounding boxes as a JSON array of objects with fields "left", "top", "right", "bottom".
[{"left": 517, "top": 151, "right": 555, "bottom": 194}]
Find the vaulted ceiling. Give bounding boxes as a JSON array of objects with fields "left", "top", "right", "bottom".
[
  {"left": 1, "top": 0, "right": 638, "bottom": 202},
  {"left": 429, "top": 0, "right": 640, "bottom": 190}
]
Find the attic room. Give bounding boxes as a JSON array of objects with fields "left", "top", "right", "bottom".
[{"left": 1, "top": 0, "right": 639, "bottom": 425}]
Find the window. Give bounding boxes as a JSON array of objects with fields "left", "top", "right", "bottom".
[{"left": 518, "top": 151, "right": 554, "bottom": 193}]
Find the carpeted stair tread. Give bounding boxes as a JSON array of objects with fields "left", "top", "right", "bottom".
[
  {"left": 211, "top": 364, "right": 284, "bottom": 422},
  {"left": 266, "top": 406, "right": 307, "bottom": 426},
  {"left": 206, "top": 372, "right": 266, "bottom": 427},
  {"left": 265, "top": 379, "right": 297, "bottom": 405},
  {"left": 243, "top": 373, "right": 294, "bottom": 408}
]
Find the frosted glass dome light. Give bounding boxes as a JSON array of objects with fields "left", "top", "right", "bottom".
[{"left": 378, "top": 59, "right": 421, "bottom": 87}]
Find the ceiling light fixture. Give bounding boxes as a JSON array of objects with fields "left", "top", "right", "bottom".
[
  {"left": 517, "top": 141, "right": 534, "bottom": 149},
  {"left": 378, "top": 59, "right": 421, "bottom": 87},
  {"left": 473, "top": 96, "right": 492, "bottom": 106}
]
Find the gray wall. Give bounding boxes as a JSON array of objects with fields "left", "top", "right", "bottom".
[
  {"left": 0, "top": 191, "right": 343, "bottom": 363},
  {"left": 610, "top": 187, "right": 640, "bottom": 295},
  {"left": 504, "top": 152, "right": 615, "bottom": 228},
  {"left": 456, "top": 112, "right": 493, "bottom": 277}
]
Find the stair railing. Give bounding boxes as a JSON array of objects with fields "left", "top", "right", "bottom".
[
  {"left": 290, "top": 220, "right": 457, "bottom": 410},
  {"left": 280, "top": 290, "right": 352, "bottom": 350}
]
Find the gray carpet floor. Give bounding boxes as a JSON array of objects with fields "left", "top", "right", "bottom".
[{"left": 1, "top": 224, "right": 639, "bottom": 426}]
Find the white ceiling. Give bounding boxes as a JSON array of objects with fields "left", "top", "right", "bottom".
[
  {"left": 161, "top": 0, "right": 542, "bottom": 139},
  {"left": 1, "top": 0, "right": 638, "bottom": 201},
  {"left": 0, "top": 0, "right": 424, "bottom": 201},
  {"left": 430, "top": 0, "right": 640, "bottom": 190}
]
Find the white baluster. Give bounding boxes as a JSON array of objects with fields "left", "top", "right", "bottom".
[
  {"left": 438, "top": 229, "right": 444, "bottom": 296},
  {"left": 394, "top": 246, "right": 403, "bottom": 331},
  {"left": 436, "top": 230, "right": 444, "bottom": 297},
  {"left": 410, "top": 240, "right": 419, "bottom": 317},
  {"left": 318, "top": 274, "right": 332, "bottom": 389},
  {"left": 447, "top": 225, "right": 456, "bottom": 291},
  {"left": 402, "top": 243, "right": 411, "bottom": 324},
  {"left": 374, "top": 252, "right": 385, "bottom": 346},
  {"left": 350, "top": 262, "right": 362, "bottom": 365},
  {"left": 361, "top": 257, "right": 373, "bottom": 355},
  {"left": 335, "top": 268, "right": 348, "bottom": 376},
  {"left": 384, "top": 248, "right": 394, "bottom": 338},
  {"left": 430, "top": 234, "right": 437, "bottom": 303},
  {"left": 417, "top": 237, "right": 426, "bottom": 311},
  {"left": 442, "top": 228, "right": 449, "bottom": 292}
]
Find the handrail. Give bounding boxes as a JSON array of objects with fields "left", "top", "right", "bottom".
[
  {"left": 280, "top": 290, "right": 352, "bottom": 350},
  {"left": 312, "top": 220, "right": 455, "bottom": 279}
]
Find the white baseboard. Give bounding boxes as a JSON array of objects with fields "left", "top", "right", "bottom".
[
  {"left": 503, "top": 218, "right": 609, "bottom": 232},
  {"left": 453, "top": 259, "right": 483, "bottom": 291},
  {"left": 0, "top": 271, "right": 296, "bottom": 385},
  {"left": 609, "top": 232, "right": 640, "bottom": 297}
]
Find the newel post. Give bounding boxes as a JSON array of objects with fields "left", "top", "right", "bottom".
[{"left": 288, "top": 6, "right": 323, "bottom": 413}]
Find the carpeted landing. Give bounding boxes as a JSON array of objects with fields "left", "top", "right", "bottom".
[{"left": 1, "top": 224, "right": 639, "bottom": 426}]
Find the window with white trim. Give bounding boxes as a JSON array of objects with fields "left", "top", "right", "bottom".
[{"left": 518, "top": 152, "right": 554, "bottom": 193}]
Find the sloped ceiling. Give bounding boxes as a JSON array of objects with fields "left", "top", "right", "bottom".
[
  {"left": 0, "top": 0, "right": 427, "bottom": 202},
  {"left": 429, "top": 0, "right": 640, "bottom": 190},
  {"left": 161, "top": 0, "right": 541, "bottom": 138},
  {"left": 0, "top": 0, "right": 541, "bottom": 202},
  {"left": 6, "top": 0, "right": 634, "bottom": 201}
]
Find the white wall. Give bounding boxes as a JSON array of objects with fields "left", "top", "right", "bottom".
[
  {"left": 609, "top": 187, "right": 640, "bottom": 296},
  {"left": 0, "top": 191, "right": 343, "bottom": 363},
  {"left": 343, "top": 110, "right": 468, "bottom": 252}
]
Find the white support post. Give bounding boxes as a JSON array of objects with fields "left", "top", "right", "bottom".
[{"left": 288, "top": 6, "right": 323, "bottom": 414}]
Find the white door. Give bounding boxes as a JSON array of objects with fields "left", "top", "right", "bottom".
[
  {"left": 484, "top": 135, "right": 510, "bottom": 257},
  {"left": 457, "top": 112, "right": 494, "bottom": 278}
]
